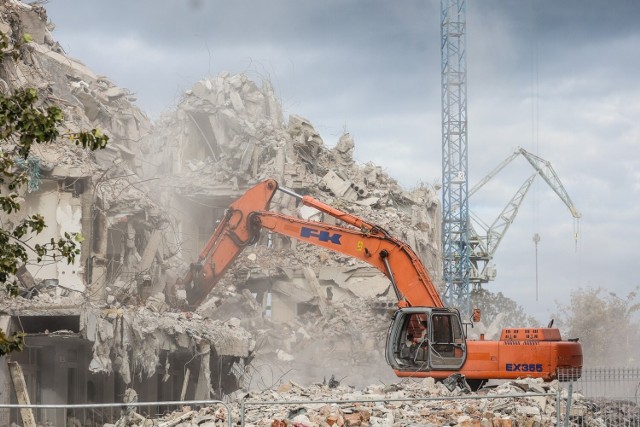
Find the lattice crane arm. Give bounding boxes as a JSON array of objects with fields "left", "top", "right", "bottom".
[
  {"left": 468, "top": 172, "right": 537, "bottom": 264},
  {"left": 518, "top": 147, "right": 581, "bottom": 219},
  {"left": 469, "top": 149, "right": 520, "bottom": 197},
  {"left": 468, "top": 147, "right": 581, "bottom": 284},
  {"left": 470, "top": 147, "right": 580, "bottom": 220},
  {"left": 485, "top": 172, "right": 538, "bottom": 257}
]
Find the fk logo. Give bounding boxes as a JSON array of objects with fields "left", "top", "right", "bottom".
[{"left": 300, "top": 227, "right": 342, "bottom": 245}]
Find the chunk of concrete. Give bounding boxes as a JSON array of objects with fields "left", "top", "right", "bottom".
[{"left": 321, "top": 170, "right": 357, "bottom": 201}]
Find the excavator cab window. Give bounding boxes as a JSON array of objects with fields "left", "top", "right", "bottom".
[
  {"left": 429, "top": 313, "right": 466, "bottom": 369},
  {"left": 386, "top": 308, "right": 467, "bottom": 372}
]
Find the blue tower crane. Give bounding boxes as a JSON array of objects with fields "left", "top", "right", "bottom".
[{"left": 441, "top": 0, "right": 470, "bottom": 316}]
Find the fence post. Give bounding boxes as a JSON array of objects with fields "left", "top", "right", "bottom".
[
  {"left": 556, "top": 386, "right": 561, "bottom": 426},
  {"left": 563, "top": 381, "right": 573, "bottom": 427}
]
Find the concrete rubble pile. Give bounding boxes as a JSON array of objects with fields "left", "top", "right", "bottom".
[
  {"left": 241, "top": 378, "right": 559, "bottom": 427},
  {"left": 103, "top": 405, "right": 228, "bottom": 427},
  {"left": 135, "top": 72, "right": 441, "bottom": 278},
  {"left": 563, "top": 396, "right": 640, "bottom": 427},
  {"left": 104, "top": 377, "right": 630, "bottom": 427}
]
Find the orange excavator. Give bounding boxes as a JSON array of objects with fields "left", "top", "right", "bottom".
[{"left": 183, "top": 179, "right": 582, "bottom": 388}]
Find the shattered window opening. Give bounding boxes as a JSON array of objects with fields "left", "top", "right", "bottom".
[
  {"left": 59, "top": 177, "right": 86, "bottom": 198},
  {"left": 16, "top": 315, "right": 81, "bottom": 334}
]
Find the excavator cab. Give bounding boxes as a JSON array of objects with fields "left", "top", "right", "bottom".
[{"left": 386, "top": 307, "right": 467, "bottom": 372}]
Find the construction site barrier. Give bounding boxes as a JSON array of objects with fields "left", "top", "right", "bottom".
[
  {"left": 0, "top": 399, "right": 231, "bottom": 427},
  {"left": 1, "top": 368, "right": 638, "bottom": 426},
  {"left": 557, "top": 367, "right": 640, "bottom": 426}
]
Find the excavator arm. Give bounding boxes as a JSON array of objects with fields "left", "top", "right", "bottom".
[{"left": 184, "top": 179, "right": 443, "bottom": 309}]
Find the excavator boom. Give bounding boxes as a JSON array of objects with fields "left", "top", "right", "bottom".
[
  {"left": 250, "top": 212, "right": 443, "bottom": 307},
  {"left": 185, "top": 179, "right": 442, "bottom": 308}
]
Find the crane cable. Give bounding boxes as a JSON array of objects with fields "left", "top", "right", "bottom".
[
  {"left": 531, "top": 0, "right": 540, "bottom": 302},
  {"left": 529, "top": 0, "right": 581, "bottom": 298}
]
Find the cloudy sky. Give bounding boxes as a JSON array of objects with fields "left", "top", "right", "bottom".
[{"left": 45, "top": 0, "right": 640, "bottom": 322}]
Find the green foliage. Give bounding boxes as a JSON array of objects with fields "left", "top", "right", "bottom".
[
  {"left": 0, "top": 31, "right": 20, "bottom": 62},
  {"left": 554, "top": 287, "right": 640, "bottom": 367},
  {"left": 0, "top": 329, "right": 25, "bottom": 356},
  {"left": 0, "top": 85, "right": 109, "bottom": 355},
  {"left": 1, "top": 86, "right": 107, "bottom": 282}
]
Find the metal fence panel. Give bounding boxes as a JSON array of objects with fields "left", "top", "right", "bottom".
[
  {"left": 559, "top": 367, "right": 640, "bottom": 427},
  {"left": 2, "top": 368, "right": 640, "bottom": 427},
  {"left": 0, "top": 399, "right": 231, "bottom": 427}
]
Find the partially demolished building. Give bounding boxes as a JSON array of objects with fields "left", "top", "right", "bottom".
[
  {"left": 0, "top": 3, "right": 254, "bottom": 422},
  {"left": 0, "top": 1, "right": 443, "bottom": 423},
  {"left": 130, "top": 72, "right": 443, "bottom": 388}
]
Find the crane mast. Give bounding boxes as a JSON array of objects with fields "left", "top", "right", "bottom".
[
  {"left": 440, "top": 0, "right": 579, "bottom": 306},
  {"left": 441, "top": 0, "right": 470, "bottom": 316}
]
